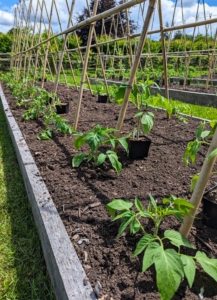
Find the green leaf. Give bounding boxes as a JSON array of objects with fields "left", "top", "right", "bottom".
[
  {"left": 106, "top": 199, "right": 133, "bottom": 211},
  {"left": 141, "top": 113, "right": 154, "bottom": 134},
  {"left": 173, "top": 198, "right": 195, "bottom": 215},
  {"left": 181, "top": 255, "right": 196, "bottom": 288},
  {"left": 132, "top": 234, "right": 154, "bottom": 257},
  {"left": 134, "top": 111, "right": 144, "bottom": 118},
  {"left": 142, "top": 242, "right": 160, "bottom": 272},
  {"left": 200, "top": 130, "right": 210, "bottom": 139},
  {"left": 97, "top": 153, "right": 106, "bottom": 166},
  {"left": 183, "top": 140, "right": 201, "bottom": 166},
  {"left": 206, "top": 148, "right": 217, "bottom": 161},
  {"left": 118, "top": 215, "right": 134, "bottom": 236},
  {"left": 190, "top": 173, "right": 200, "bottom": 192},
  {"left": 196, "top": 123, "right": 205, "bottom": 140},
  {"left": 154, "top": 248, "right": 184, "bottom": 300},
  {"left": 134, "top": 197, "right": 143, "bottom": 212},
  {"left": 72, "top": 153, "right": 86, "bottom": 167},
  {"left": 107, "top": 151, "right": 122, "bottom": 173},
  {"left": 118, "top": 137, "right": 129, "bottom": 155},
  {"left": 195, "top": 251, "right": 217, "bottom": 282},
  {"left": 113, "top": 211, "right": 134, "bottom": 221},
  {"left": 74, "top": 135, "right": 86, "bottom": 150},
  {"left": 149, "top": 194, "right": 157, "bottom": 208},
  {"left": 115, "top": 83, "right": 127, "bottom": 101},
  {"left": 164, "top": 230, "right": 194, "bottom": 249},
  {"left": 130, "top": 217, "right": 141, "bottom": 235}
]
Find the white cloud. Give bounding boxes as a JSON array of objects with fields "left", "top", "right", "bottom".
[{"left": 0, "top": 10, "right": 14, "bottom": 32}]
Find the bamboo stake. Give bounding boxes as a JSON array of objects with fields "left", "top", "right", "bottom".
[
  {"left": 33, "top": 0, "right": 44, "bottom": 82},
  {"left": 10, "top": 6, "right": 17, "bottom": 68},
  {"left": 26, "top": 0, "right": 40, "bottom": 78},
  {"left": 65, "top": 0, "right": 93, "bottom": 93},
  {"left": 23, "top": 0, "right": 33, "bottom": 78},
  {"left": 73, "top": 0, "right": 99, "bottom": 130},
  {"left": 54, "top": 0, "right": 77, "bottom": 89},
  {"left": 115, "top": 0, "right": 157, "bottom": 136},
  {"left": 85, "top": 0, "right": 109, "bottom": 96},
  {"left": 53, "top": 0, "right": 75, "bottom": 96},
  {"left": 41, "top": 0, "right": 54, "bottom": 88},
  {"left": 180, "top": 128, "right": 217, "bottom": 238},
  {"left": 158, "top": 0, "right": 169, "bottom": 102}
]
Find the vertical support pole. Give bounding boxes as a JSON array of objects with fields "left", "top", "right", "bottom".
[
  {"left": 158, "top": 0, "right": 169, "bottom": 101},
  {"left": 53, "top": 0, "right": 76, "bottom": 95},
  {"left": 180, "top": 128, "right": 217, "bottom": 238},
  {"left": 115, "top": 0, "right": 157, "bottom": 136},
  {"left": 41, "top": 0, "right": 55, "bottom": 87},
  {"left": 73, "top": 0, "right": 99, "bottom": 130}
]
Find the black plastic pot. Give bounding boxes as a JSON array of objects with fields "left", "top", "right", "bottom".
[
  {"left": 202, "top": 185, "right": 217, "bottom": 229},
  {"left": 154, "top": 79, "right": 160, "bottom": 85},
  {"left": 179, "top": 79, "right": 191, "bottom": 86},
  {"left": 169, "top": 78, "right": 174, "bottom": 83},
  {"left": 127, "top": 135, "right": 152, "bottom": 159},
  {"left": 38, "top": 78, "right": 47, "bottom": 82},
  {"left": 98, "top": 95, "right": 108, "bottom": 103},
  {"left": 111, "top": 75, "right": 115, "bottom": 80},
  {"left": 119, "top": 75, "right": 123, "bottom": 81},
  {"left": 56, "top": 102, "right": 69, "bottom": 114},
  {"left": 179, "top": 79, "right": 184, "bottom": 85}
]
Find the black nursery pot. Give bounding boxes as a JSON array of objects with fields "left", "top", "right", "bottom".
[
  {"left": 56, "top": 102, "right": 69, "bottom": 114},
  {"left": 127, "top": 135, "right": 152, "bottom": 159},
  {"left": 119, "top": 75, "right": 123, "bottom": 81},
  {"left": 169, "top": 78, "right": 174, "bottom": 83},
  {"left": 202, "top": 185, "right": 217, "bottom": 229},
  {"left": 98, "top": 95, "right": 108, "bottom": 103},
  {"left": 179, "top": 78, "right": 184, "bottom": 85},
  {"left": 38, "top": 78, "right": 47, "bottom": 82}
]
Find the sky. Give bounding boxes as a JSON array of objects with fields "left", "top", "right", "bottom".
[{"left": 0, "top": 0, "right": 217, "bottom": 39}]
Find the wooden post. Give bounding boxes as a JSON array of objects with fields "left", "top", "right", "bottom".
[
  {"left": 180, "top": 128, "right": 217, "bottom": 238},
  {"left": 73, "top": 0, "right": 99, "bottom": 130},
  {"left": 158, "top": 0, "right": 169, "bottom": 101},
  {"left": 115, "top": 0, "right": 157, "bottom": 136},
  {"left": 53, "top": 0, "right": 75, "bottom": 96}
]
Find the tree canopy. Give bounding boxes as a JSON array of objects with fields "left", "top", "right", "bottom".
[{"left": 76, "top": 0, "right": 136, "bottom": 45}]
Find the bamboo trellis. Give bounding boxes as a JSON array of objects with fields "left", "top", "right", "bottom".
[{"left": 9, "top": 0, "right": 217, "bottom": 121}]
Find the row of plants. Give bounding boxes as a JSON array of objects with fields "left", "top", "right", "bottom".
[{"left": 1, "top": 68, "right": 217, "bottom": 300}]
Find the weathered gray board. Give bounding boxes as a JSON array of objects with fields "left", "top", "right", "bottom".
[
  {"left": 90, "top": 78, "right": 217, "bottom": 108},
  {"left": 170, "top": 77, "right": 217, "bottom": 86},
  {"left": 0, "top": 84, "right": 97, "bottom": 300},
  {"left": 150, "top": 87, "right": 217, "bottom": 108}
]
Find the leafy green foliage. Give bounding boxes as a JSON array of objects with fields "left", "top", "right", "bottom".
[
  {"left": 107, "top": 195, "right": 217, "bottom": 299},
  {"left": 183, "top": 121, "right": 217, "bottom": 166},
  {"left": 72, "top": 124, "right": 129, "bottom": 173}
]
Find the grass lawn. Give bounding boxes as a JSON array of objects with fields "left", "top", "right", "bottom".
[{"left": 0, "top": 102, "right": 54, "bottom": 300}]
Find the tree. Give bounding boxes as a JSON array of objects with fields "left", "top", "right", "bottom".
[
  {"left": 76, "top": 0, "right": 136, "bottom": 45},
  {"left": 163, "top": 22, "right": 170, "bottom": 40}
]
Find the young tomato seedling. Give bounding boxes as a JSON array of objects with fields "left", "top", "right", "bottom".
[
  {"left": 72, "top": 124, "right": 129, "bottom": 173},
  {"left": 107, "top": 194, "right": 217, "bottom": 300}
]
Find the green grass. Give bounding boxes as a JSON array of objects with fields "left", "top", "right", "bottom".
[
  {"left": 159, "top": 98, "right": 217, "bottom": 120},
  {"left": 0, "top": 102, "right": 54, "bottom": 300}
]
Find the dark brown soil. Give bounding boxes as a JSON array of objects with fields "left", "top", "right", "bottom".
[{"left": 2, "top": 81, "right": 217, "bottom": 300}]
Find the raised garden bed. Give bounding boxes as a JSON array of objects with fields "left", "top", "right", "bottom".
[{"left": 1, "top": 81, "right": 217, "bottom": 300}]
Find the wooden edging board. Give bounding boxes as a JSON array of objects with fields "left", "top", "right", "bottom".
[{"left": 0, "top": 83, "right": 97, "bottom": 300}]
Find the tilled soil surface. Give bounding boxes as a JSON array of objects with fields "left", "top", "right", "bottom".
[{"left": 2, "top": 81, "right": 217, "bottom": 300}]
